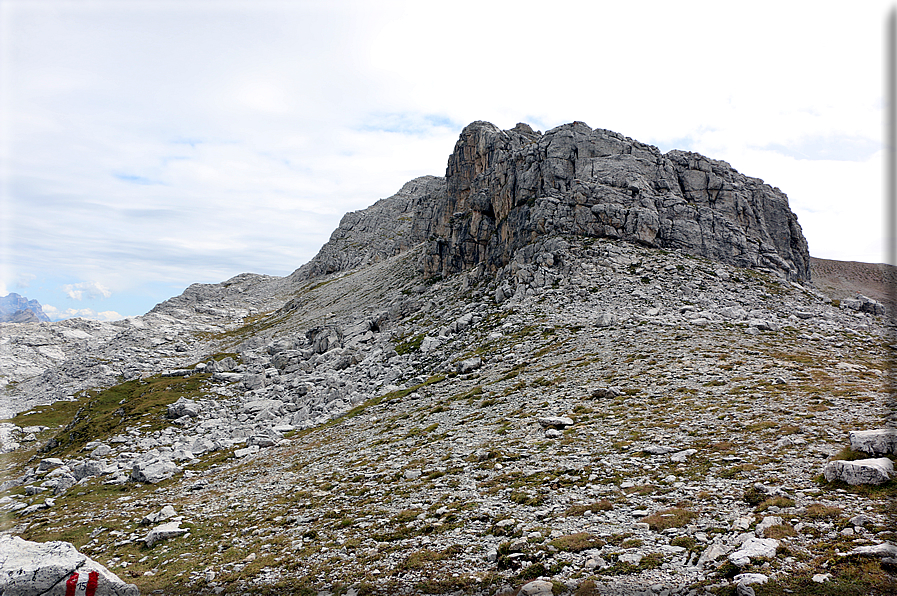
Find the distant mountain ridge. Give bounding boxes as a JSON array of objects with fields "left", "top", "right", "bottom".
[{"left": 0, "top": 293, "right": 50, "bottom": 323}]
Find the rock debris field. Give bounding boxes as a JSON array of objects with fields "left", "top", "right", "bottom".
[{"left": 1, "top": 236, "right": 895, "bottom": 595}]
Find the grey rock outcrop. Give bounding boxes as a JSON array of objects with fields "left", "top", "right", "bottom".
[
  {"left": 293, "top": 120, "right": 810, "bottom": 283},
  {"left": 822, "top": 457, "right": 894, "bottom": 485},
  {"left": 291, "top": 176, "right": 446, "bottom": 280},
  {"left": 0, "top": 535, "right": 138, "bottom": 595}
]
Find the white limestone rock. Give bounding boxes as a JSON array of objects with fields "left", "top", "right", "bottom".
[
  {"left": 728, "top": 537, "right": 779, "bottom": 567},
  {"left": 140, "top": 504, "right": 177, "bottom": 526},
  {"left": 846, "top": 542, "right": 897, "bottom": 558},
  {"left": 0, "top": 534, "right": 139, "bottom": 595},
  {"left": 594, "top": 312, "right": 618, "bottom": 327},
  {"left": 144, "top": 521, "right": 189, "bottom": 547},
  {"left": 538, "top": 416, "right": 574, "bottom": 429},
  {"left": 130, "top": 458, "right": 181, "bottom": 484},
  {"left": 456, "top": 357, "right": 482, "bottom": 374},
  {"left": 167, "top": 397, "right": 200, "bottom": 418},
  {"left": 419, "top": 336, "right": 442, "bottom": 353},
  {"left": 733, "top": 573, "right": 768, "bottom": 586},
  {"left": 755, "top": 516, "right": 783, "bottom": 537},
  {"left": 822, "top": 457, "right": 893, "bottom": 485},
  {"left": 518, "top": 580, "right": 554, "bottom": 596},
  {"left": 670, "top": 448, "right": 697, "bottom": 463},
  {"left": 37, "top": 458, "right": 64, "bottom": 472},
  {"left": 849, "top": 428, "right": 897, "bottom": 456}
]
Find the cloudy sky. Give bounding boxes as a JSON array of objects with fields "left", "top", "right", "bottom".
[{"left": 0, "top": 1, "right": 891, "bottom": 321}]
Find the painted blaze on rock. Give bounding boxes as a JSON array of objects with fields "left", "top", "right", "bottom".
[{"left": 0, "top": 535, "right": 139, "bottom": 595}]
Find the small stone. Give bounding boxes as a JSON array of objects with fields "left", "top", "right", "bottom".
[
  {"left": 733, "top": 573, "right": 768, "bottom": 586},
  {"left": 144, "top": 521, "right": 189, "bottom": 547},
  {"left": 728, "top": 538, "right": 779, "bottom": 567},
  {"left": 141, "top": 505, "right": 177, "bottom": 525},
  {"left": 456, "top": 357, "right": 482, "bottom": 374},
  {"left": 538, "top": 416, "right": 574, "bottom": 429},
  {"left": 519, "top": 580, "right": 554, "bottom": 596},
  {"left": 670, "top": 449, "right": 697, "bottom": 463},
  {"left": 848, "top": 514, "right": 870, "bottom": 527}
]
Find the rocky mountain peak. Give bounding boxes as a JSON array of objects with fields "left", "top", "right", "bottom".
[
  {"left": 0, "top": 292, "right": 50, "bottom": 323},
  {"left": 295, "top": 120, "right": 811, "bottom": 284}
]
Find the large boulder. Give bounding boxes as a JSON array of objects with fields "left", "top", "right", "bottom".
[
  {"left": 728, "top": 537, "right": 779, "bottom": 567},
  {"left": 130, "top": 458, "right": 181, "bottom": 484},
  {"left": 822, "top": 458, "right": 893, "bottom": 485},
  {"left": 850, "top": 429, "right": 897, "bottom": 456},
  {"left": 518, "top": 580, "right": 554, "bottom": 596},
  {"left": 0, "top": 535, "right": 139, "bottom": 595},
  {"left": 166, "top": 397, "right": 200, "bottom": 419}
]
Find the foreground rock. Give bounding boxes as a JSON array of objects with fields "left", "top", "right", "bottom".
[{"left": 0, "top": 535, "right": 139, "bottom": 595}]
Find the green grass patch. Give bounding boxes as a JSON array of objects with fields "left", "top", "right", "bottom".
[
  {"left": 564, "top": 500, "right": 613, "bottom": 516},
  {"left": 549, "top": 532, "right": 605, "bottom": 552},
  {"left": 395, "top": 334, "right": 425, "bottom": 355},
  {"left": 26, "top": 374, "right": 212, "bottom": 459},
  {"left": 641, "top": 507, "right": 697, "bottom": 531}
]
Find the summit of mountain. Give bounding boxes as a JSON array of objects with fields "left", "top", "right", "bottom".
[
  {"left": 0, "top": 293, "right": 50, "bottom": 323},
  {"left": 293, "top": 120, "right": 810, "bottom": 285}
]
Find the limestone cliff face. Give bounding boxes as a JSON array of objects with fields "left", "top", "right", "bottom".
[{"left": 295, "top": 121, "right": 811, "bottom": 282}]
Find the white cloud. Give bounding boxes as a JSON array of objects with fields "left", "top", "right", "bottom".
[
  {"left": 14, "top": 273, "right": 35, "bottom": 288},
  {"left": 62, "top": 281, "right": 112, "bottom": 301},
  {"left": 42, "top": 303, "right": 122, "bottom": 322},
  {"left": 95, "top": 310, "right": 123, "bottom": 322}
]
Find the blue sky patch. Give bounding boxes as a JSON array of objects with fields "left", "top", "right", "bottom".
[{"left": 357, "top": 112, "right": 460, "bottom": 135}]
